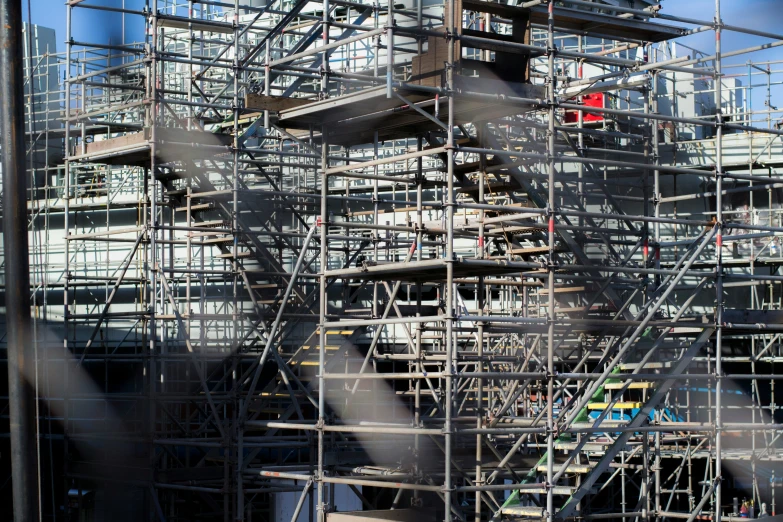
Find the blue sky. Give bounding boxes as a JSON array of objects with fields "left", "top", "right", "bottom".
[
  {"left": 672, "top": 0, "right": 783, "bottom": 60},
  {"left": 669, "top": 0, "right": 783, "bottom": 111}
]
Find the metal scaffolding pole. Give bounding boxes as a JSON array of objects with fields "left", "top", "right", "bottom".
[
  {"left": 714, "top": 2, "right": 725, "bottom": 521},
  {"left": 0, "top": 0, "right": 39, "bottom": 520}
]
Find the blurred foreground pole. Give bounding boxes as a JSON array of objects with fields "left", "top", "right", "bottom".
[{"left": 0, "top": 0, "right": 40, "bottom": 520}]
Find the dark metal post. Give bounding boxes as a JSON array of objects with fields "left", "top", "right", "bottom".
[{"left": 0, "top": 0, "right": 39, "bottom": 520}]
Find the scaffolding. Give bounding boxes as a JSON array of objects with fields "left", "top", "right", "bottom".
[{"left": 6, "top": 0, "right": 783, "bottom": 520}]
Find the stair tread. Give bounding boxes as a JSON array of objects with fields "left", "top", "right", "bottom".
[
  {"left": 492, "top": 226, "right": 542, "bottom": 234},
  {"left": 508, "top": 246, "right": 551, "bottom": 254},
  {"left": 554, "top": 442, "right": 611, "bottom": 451},
  {"left": 536, "top": 464, "right": 593, "bottom": 473},
  {"left": 587, "top": 402, "right": 643, "bottom": 410},
  {"left": 516, "top": 486, "right": 576, "bottom": 495},
  {"left": 502, "top": 506, "right": 547, "bottom": 517},
  {"left": 604, "top": 382, "right": 655, "bottom": 390},
  {"left": 539, "top": 286, "right": 591, "bottom": 295},
  {"left": 617, "top": 361, "right": 673, "bottom": 370}
]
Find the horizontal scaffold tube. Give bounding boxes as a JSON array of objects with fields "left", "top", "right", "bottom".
[{"left": 269, "top": 27, "right": 384, "bottom": 67}]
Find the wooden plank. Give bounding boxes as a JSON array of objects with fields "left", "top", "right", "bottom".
[
  {"left": 587, "top": 402, "right": 643, "bottom": 410},
  {"left": 508, "top": 246, "right": 552, "bottom": 255},
  {"left": 82, "top": 128, "right": 149, "bottom": 155},
  {"left": 245, "top": 93, "right": 312, "bottom": 111},
  {"left": 502, "top": 506, "right": 546, "bottom": 518},
  {"left": 498, "top": 226, "right": 543, "bottom": 234},
  {"left": 539, "top": 286, "right": 589, "bottom": 295},
  {"left": 604, "top": 382, "right": 656, "bottom": 390},
  {"left": 617, "top": 361, "right": 674, "bottom": 371},
  {"left": 79, "top": 126, "right": 232, "bottom": 165},
  {"left": 201, "top": 237, "right": 234, "bottom": 245},
  {"left": 536, "top": 464, "right": 592, "bottom": 473}
]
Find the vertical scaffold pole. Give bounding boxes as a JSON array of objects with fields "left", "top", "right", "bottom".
[
  {"left": 62, "top": 0, "right": 73, "bottom": 512},
  {"left": 0, "top": 0, "right": 39, "bottom": 520},
  {"left": 318, "top": 123, "right": 329, "bottom": 522},
  {"left": 149, "top": 1, "right": 160, "bottom": 518},
  {"left": 233, "top": 0, "right": 242, "bottom": 519},
  {"left": 444, "top": 0, "right": 456, "bottom": 518},
  {"left": 546, "top": 2, "right": 556, "bottom": 522},
  {"left": 714, "top": 1, "right": 724, "bottom": 521}
]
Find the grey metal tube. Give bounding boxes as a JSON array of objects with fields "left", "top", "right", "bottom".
[
  {"left": 714, "top": 3, "right": 725, "bottom": 522},
  {"left": 290, "top": 479, "right": 313, "bottom": 522},
  {"left": 545, "top": 4, "right": 556, "bottom": 522},
  {"left": 0, "top": 0, "right": 39, "bottom": 519},
  {"left": 318, "top": 123, "right": 328, "bottom": 522}
]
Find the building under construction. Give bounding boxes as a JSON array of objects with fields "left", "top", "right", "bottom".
[{"left": 2, "top": 0, "right": 783, "bottom": 520}]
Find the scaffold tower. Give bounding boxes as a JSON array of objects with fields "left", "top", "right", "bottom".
[{"left": 3, "top": 0, "right": 783, "bottom": 521}]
